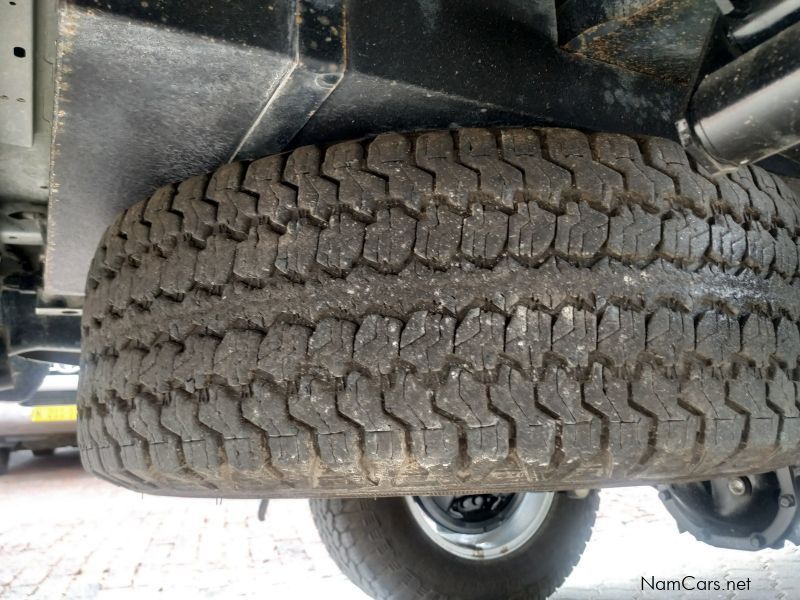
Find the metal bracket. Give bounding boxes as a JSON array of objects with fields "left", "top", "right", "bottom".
[{"left": 232, "top": 0, "right": 346, "bottom": 160}]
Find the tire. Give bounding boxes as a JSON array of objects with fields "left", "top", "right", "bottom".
[
  {"left": 310, "top": 492, "right": 598, "bottom": 600},
  {"left": 78, "top": 126, "right": 800, "bottom": 498}
]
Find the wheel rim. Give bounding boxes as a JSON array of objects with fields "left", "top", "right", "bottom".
[{"left": 404, "top": 492, "right": 555, "bottom": 561}]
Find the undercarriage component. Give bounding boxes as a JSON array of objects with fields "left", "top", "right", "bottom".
[
  {"left": 728, "top": 0, "right": 800, "bottom": 51},
  {"left": 659, "top": 468, "right": 800, "bottom": 551},
  {"left": 406, "top": 493, "right": 554, "bottom": 560},
  {"left": 1, "top": 288, "right": 81, "bottom": 366},
  {"left": 311, "top": 492, "right": 598, "bottom": 600},
  {"left": 680, "top": 19, "right": 800, "bottom": 173}
]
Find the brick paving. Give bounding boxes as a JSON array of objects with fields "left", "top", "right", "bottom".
[{"left": 1, "top": 449, "right": 798, "bottom": 599}]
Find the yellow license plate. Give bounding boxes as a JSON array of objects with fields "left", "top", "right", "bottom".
[{"left": 30, "top": 405, "right": 77, "bottom": 422}]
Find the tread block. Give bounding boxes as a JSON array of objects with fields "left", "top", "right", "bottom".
[
  {"left": 322, "top": 141, "right": 386, "bottom": 220},
  {"left": 244, "top": 381, "right": 311, "bottom": 469},
  {"left": 640, "top": 138, "right": 715, "bottom": 216},
  {"left": 695, "top": 311, "right": 741, "bottom": 366},
  {"left": 173, "top": 335, "right": 219, "bottom": 393},
  {"left": 555, "top": 201, "right": 608, "bottom": 259},
  {"left": 552, "top": 306, "right": 596, "bottom": 367},
  {"left": 583, "top": 364, "right": 649, "bottom": 472},
  {"left": 337, "top": 373, "right": 405, "bottom": 467},
  {"left": 257, "top": 323, "right": 311, "bottom": 383},
  {"left": 597, "top": 305, "right": 645, "bottom": 366},
  {"left": 243, "top": 155, "right": 297, "bottom": 230},
  {"left": 490, "top": 366, "right": 555, "bottom": 467},
  {"left": 366, "top": 133, "right": 433, "bottom": 213},
  {"left": 198, "top": 385, "right": 266, "bottom": 473},
  {"left": 159, "top": 241, "right": 198, "bottom": 298},
  {"left": 129, "top": 397, "right": 187, "bottom": 475},
  {"left": 505, "top": 306, "right": 551, "bottom": 370},
  {"left": 714, "top": 174, "right": 749, "bottom": 222},
  {"left": 606, "top": 204, "right": 660, "bottom": 261},
  {"left": 740, "top": 313, "right": 776, "bottom": 367},
  {"left": 436, "top": 369, "right": 509, "bottom": 464},
  {"left": 129, "top": 251, "right": 164, "bottom": 306},
  {"left": 288, "top": 376, "right": 360, "bottom": 472},
  {"left": 751, "top": 166, "right": 796, "bottom": 230},
  {"left": 308, "top": 318, "right": 356, "bottom": 378},
  {"left": 108, "top": 262, "right": 134, "bottom": 314},
  {"left": 507, "top": 201, "right": 556, "bottom": 263},
  {"left": 744, "top": 222, "right": 776, "bottom": 272},
  {"left": 767, "top": 369, "right": 800, "bottom": 458},
  {"left": 195, "top": 235, "right": 237, "bottom": 289},
  {"left": 708, "top": 214, "right": 747, "bottom": 266},
  {"left": 363, "top": 208, "right": 415, "bottom": 272},
  {"left": 316, "top": 212, "right": 365, "bottom": 275},
  {"left": 275, "top": 220, "right": 319, "bottom": 280},
  {"left": 109, "top": 348, "right": 145, "bottom": 401},
  {"left": 207, "top": 162, "right": 257, "bottom": 236},
  {"left": 631, "top": 367, "right": 697, "bottom": 469},
  {"left": 284, "top": 145, "right": 337, "bottom": 224},
  {"left": 172, "top": 174, "right": 215, "bottom": 243},
  {"left": 454, "top": 308, "right": 505, "bottom": 371},
  {"left": 213, "top": 330, "right": 262, "bottom": 386},
  {"left": 142, "top": 184, "right": 181, "bottom": 254},
  {"left": 415, "top": 131, "right": 478, "bottom": 211},
  {"left": 119, "top": 201, "right": 150, "bottom": 263},
  {"left": 413, "top": 204, "right": 462, "bottom": 268},
  {"left": 233, "top": 223, "right": 278, "bottom": 285},
  {"left": 538, "top": 366, "right": 600, "bottom": 467},
  {"left": 543, "top": 129, "right": 624, "bottom": 211},
  {"left": 399, "top": 311, "right": 455, "bottom": 373},
  {"left": 659, "top": 210, "right": 709, "bottom": 265},
  {"left": 457, "top": 128, "right": 523, "bottom": 210},
  {"left": 681, "top": 373, "right": 743, "bottom": 470},
  {"left": 353, "top": 315, "right": 401, "bottom": 376},
  {"left": 384, "top": 371, "right": 458, "bottom": 468},
  {"left": 101, "top": 213, "right": 127, "bottom": 272},
  {"left": 591, "top": 133, "right": 674, "bottom": 202},
  {"left": 646, "top": 308, "right": 694, "bottom": 366},
  {"left": 731, "top": 167, "right": 776, "bottom": 226},
  {"left": 161, "top": 391, "right": 222, "bottom": 475},
  {"left": 728, "top": 368, "right": 779, "bottom": 461},
  {"left": 773, "top": 228, "right": 798, "bottom": 278},
  {"left": 500, "top": 128, "right": 570, "bottom": 204},
  {"left": 775, "top": 317, "right": 800, "bottom": 367},
  {"left": 461, "top": 204, "right": 508, "bottom": 265},
  {"left": 139, "top": 342, "right": 182, "bottom": 395}
]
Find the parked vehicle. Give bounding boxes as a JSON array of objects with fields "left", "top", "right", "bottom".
[
  {"left": 0, "top": 361, "right": 78, "bottom": 474},
  {"left": 2, "top": 0, "right": 800, "bottom": 597}
]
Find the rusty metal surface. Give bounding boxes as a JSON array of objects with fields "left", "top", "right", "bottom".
[{"left": 561, "top": 0, "right": 719, "bottom": 84}]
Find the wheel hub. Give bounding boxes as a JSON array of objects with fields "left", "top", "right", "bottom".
[{"left": 405, "top": 492, "right": 555, "bottom": 560}]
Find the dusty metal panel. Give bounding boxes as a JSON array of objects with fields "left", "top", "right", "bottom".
[
  {"left": 45, "top": 2, "right": 296, "bottom": 295},
  {"left": 0, "top": 0, "right": 34, "bottom": 147}
]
